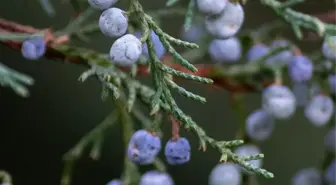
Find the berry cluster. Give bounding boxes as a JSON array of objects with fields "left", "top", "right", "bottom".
[
  {"left": 124, "top": 129, "right": 190, "bottom": 184},
  {"left": 192, "top": 2, "right": 335, "bottom": 183},
  {"left": 1, "top": 0, "right": 334, "bottom": 184},
  {"left": 195, "top": 1, "right": 245, "bottom": 63},
  {"left": 87, "top": 0, "right": 336, "bottom": 184},
  {"left": 238, "top": 32, "right": 335, "bottom": 185},
  {"left": 91, "top": 0, "right": 143, "bottom": 66},
  {"left": 101, "top": 129, "right": 191, "bottom": 184},
  {"left": 284, "top": 37, "right": 335, "bottom": 184},
  {"left": 93, "top": 0, "right": 167, "bottom": 67}
]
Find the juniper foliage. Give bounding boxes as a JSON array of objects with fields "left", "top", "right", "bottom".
[{"left": 0, "top": 0, "right": 335, "bottom": 185}]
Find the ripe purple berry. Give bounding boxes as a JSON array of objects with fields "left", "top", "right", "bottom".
[
  {"left": 246, "top": 43, "right": 270, "bottom": 62},
  {"left": 109, "top": 34, "right": 142, "bottom": 66},
  {"left": 180, "top": 24, "right": 206, "bottom": 44},
  {"left": 208, "top": 37, "right": 242, "bottom": 63},
  {"left": 304, "top": 94, "right": 334, "bottom": 126},
  {"left": 324, "top": 160, "right": 335, "bottom": 185},
  {"left": 127, "top": 129, "right": 161, "bottom": 165},
  {"left": 88, "top": 0, "right": 118, "bottom": 10},
  {"left": 106, "top": 179, "right": 122, "bottom": 185},
  {"left": 164, "top": 137, "right": 191, "bottom": 165},
  {"left": 291, "top": 168, "right": 322, "bottom": 185},
  {"left": 328, "top": 75, "right": 336, "bottom": 94},
  {"left": 196, "top": 0, "right": 228, "bottom": 15},
  {"left": 324, "top": 127, "right": 335, "bottom": 154},
  {"left": 262, "top": 84, "right": 296, "bottom": 119},
  {"left": 288, "top": 54, "right": 313, "bottom": 83},
  {"left": 139, "top": 171, "right": 174, "bottom": 185},
  {"left": 322, "top": 35, "right": 336, "bottom": 60},
  {"left": 235, "top": 144, "right": 262, "bottom": 172},
  {"left": 208, "top": 163, "right": 241, "bottom": 185},
  {"left": 205, "top": 2, "right": 244, "bottom": 39},
  {"left": 21, "top": 38, "right": 46, "bottom": 60},
  {"left": 246, "top": 109, "right": 274, "bottom": 141},
  {"left": 99, "top": 8, "right": 128, "bottom": 38},
  {"left": 134, "top": 30, "right": 166, "bottom": 60},
  {"left": 267, "top": 39, "right": 293, "bottom": 66}
]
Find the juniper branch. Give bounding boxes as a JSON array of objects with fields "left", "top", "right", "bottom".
[
  {"left": 61, "top": 111, "right": 117, "bottom": 185},
  {"left": 261, "top": 0, "right": 336, "bottom": 37},
  {"left": 0, "top": 4, "right": 335, "bottom": 182},
  {"left": 0, "top": 62, "right": 34, "bottom": 97}
]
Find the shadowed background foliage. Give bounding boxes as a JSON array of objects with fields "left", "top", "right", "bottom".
[{"left": 0, "top": 0, "right": 334, "bottom": 185}]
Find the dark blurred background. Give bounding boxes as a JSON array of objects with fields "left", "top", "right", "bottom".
[{"left": 0, "top": 1, "right": 334, "bottom": 185}]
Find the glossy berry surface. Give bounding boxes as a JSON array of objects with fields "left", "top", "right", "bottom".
[
  {"left": 88, "top": 0, "right": 118, "bottom": 10},
  {"left": 262, "top": 84, "right": 296, "bottom": 119},
  {"left": 139, "top": 171, "right": 174, "bottom": 185},
  {"left": 291, "top": 168, "right": 322, "bottom": 185},
  {"left": 246, "top": 109, "right": 274, "bottom": 141},
  {"left": 324, "top": 160, "right": 335, "bottom": 185},
  {"left": 208, "top": 163, "right": 241, "bottom": 185},
  {"left": 196, "top": 0, "right": 228, "bottom": 15},
  {"left": 324, "top": 127, "right": 335, "bottom": 154},
  {"left": 99, "top": 8, "right": 128, "bottom": 38},
  {"left": 304, "top": 94, "right": 334, "bottom": 126},
  {"left": 292, "top": 82, "right": 309, "bottom": 107},
  {"left": 205, "top": 2, "right": 244, "bottom": 39},
  {"left": 164, "top": 137, "right": 191, "bottom": 165},
  {"left": 288, "top": 55, "right": 313, "bottom": 83},
  {"left": 134, "top": 30, "right": 166, "bottom": 60},
  {"left": 109, "top": 34, "right": 142, "bottom": 66},
  {"left": 322, "top": 35, "right": 336, "bottom": 60},
  {"left": 106, "top": 179, "right": 122, "bottom": 185},
  {"left": 127, "top": 129, "right": 161, "bottom": 165},
  {"left": 267, "top": 39, "right": 293, "bottom": 66},
  {"left": 246, "top": 44, "right": 270, "bottom": 62},
  {"left": 21, "top": 38, "right": 46, "bottom": 60},
  {"left": 180, "top": 24, "right": 206, "bottom": 44},
  {"left": 235, "top": 144, "right": 262, "bottom": 172},
  {"left": 208, "top": 37, "right": 242, "bottom": 63},
  {"left": 328, "top": 75, "right": 336, "bottom": 94}
]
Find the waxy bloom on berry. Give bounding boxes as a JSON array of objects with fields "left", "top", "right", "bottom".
[
  {"left": 246, "top": 109, "right": 274, "bottom": 141},
  {"left": 291, "top": 168, "right": 322, "bottom": 185},
  {"left": 305, "top": 94, "right": 334, "bottom": 126},
  {"left": 109, "top": 34, "right": 142, "bottom": 66},
  {"left": 205, "top": 2, "right": 244, "bottom": 39},
  {"left": 21, "top": 38, "right": 46, "bottom": 60},
  {"left": 262, "top": 84, "right": 296, "bottom": 119},
  {"left": 196, "top": 0, "right": 228, "bottom": 15},
  {"left": 99, "top": 7, "right": 128, "bottom": 38},
  {"left": 164, "top": 137, "right": 191, "bottom": 165},
  {"left": 208, "top": 163, "right": 241, "bottom": 185},
  {"left": 106, "top": 179, "right": 122, "bottom": 185},
  {"left": 208, "top": 37, "right": 242, "bottom": 63},
  {"left": 127, "top": 129, "right": 161, "bottom": 165},
  {"left": 139, "top": 171, "right": 174, "bottom": 185}
]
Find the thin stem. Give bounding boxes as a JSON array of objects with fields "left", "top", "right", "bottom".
[
  {"left": 169, "top": 115, "right": 180, "bottom": 140},
  {"left": 115, "top": 97, "right": 140, "bottom": 184},
  {"left": 60, "top": 111, "right": 117, "bottom": 185}
]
